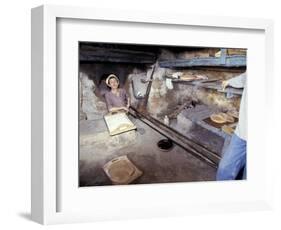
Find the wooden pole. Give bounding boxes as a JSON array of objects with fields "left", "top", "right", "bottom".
[{"left": 129, "top": 106, "right": 220, "bottom": 168}]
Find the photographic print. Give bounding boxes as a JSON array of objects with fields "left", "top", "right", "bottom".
[{"left": 78, "top": 42, "right": 247, "bottom": 186}]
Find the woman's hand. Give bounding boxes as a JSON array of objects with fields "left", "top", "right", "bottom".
[
  {"left": 109, "top": 107, "right": 126, "bottom": 113},
  {"left": 121, "top": 106, "right": 129, "bottom": 112},
  {"left": 126, "top": 98, "right": 130, "bottom": 109}
]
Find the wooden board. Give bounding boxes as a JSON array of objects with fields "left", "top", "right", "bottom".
[
  {"left": 103, "top": 155, "right": 143, "bottom": 185},
  {"left": 104, "top": 112, "right": 137, "bottom": 136}
]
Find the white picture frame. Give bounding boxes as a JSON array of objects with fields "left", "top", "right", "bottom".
[{"left": 31, "top": 5, "right": 274, "bottom": 225}]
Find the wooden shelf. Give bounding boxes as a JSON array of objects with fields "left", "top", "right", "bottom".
[{"left": 165, "top": 77, "right": 243, "bottom": 95}]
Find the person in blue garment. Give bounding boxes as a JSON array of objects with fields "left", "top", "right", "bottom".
[{"left": 216, "top": 72, "right": 247, "bottom": 180}]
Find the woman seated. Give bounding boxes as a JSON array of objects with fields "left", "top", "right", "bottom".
[{"left": 104, "top": 74, "right": 130, "bottom": 113}]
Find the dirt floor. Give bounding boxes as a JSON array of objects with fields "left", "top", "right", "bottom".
[{"left": 79, "top": 116, "right": 217, "bottom": 186}]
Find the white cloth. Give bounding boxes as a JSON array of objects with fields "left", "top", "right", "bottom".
[
  {"left": 166, "top": 78, "right": 173, "bottom": 89},
  {"left": 227, "top": 73, "right": 247, "bottom": 141}
]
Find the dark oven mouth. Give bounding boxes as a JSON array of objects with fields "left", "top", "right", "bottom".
[{"left": 157, "top": 139, "right": 174, "bottom": 151}]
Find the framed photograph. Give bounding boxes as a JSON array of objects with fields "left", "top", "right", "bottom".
[{"left": 31, "top": 5, "right": 274, "bottom": 225}]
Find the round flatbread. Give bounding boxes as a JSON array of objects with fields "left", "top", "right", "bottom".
[
  {"left": 227, "top": 110, "right": 239, "bottom": 119},
  {"left": 220, "top": 113, "right": 235, "bottom": 123},
  {"left": 210, "top": 113, "right": 227, "bottom": 123},
  {"left": 180, "top": 73, "right": 198, "bottom": 81},
  {"left": 180, "top": 76, "right": 196, "bottom": 81}
]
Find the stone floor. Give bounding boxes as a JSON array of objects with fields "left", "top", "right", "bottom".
[{"left": 79, "top": 116, "right": 217, "bottom": 187}]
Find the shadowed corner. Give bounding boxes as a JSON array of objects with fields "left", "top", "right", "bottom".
[{"left": 18, "top": 212, "right": 32, "bottom": 222}]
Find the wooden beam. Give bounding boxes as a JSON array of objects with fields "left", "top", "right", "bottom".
[
  {"left": 80, "top": 45, "right": 156, "bottom": 55},
  {"left": 159, "top": 55, "right": 246, "bottom": 68},
  {"left": 80, "top": 56, "right": 155, "bottom": 63},
  {"left": 80, "top": 47, "right": 156, "bottom": 63},
  {"left": 137, "top": 65, "right": 156, "bottom": 112},
  {"left": 220, "top": 48, "right": 227, "bottom": 65},
  {"left": 129, "top": 107, "right": 220, "bottom": 168}
]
